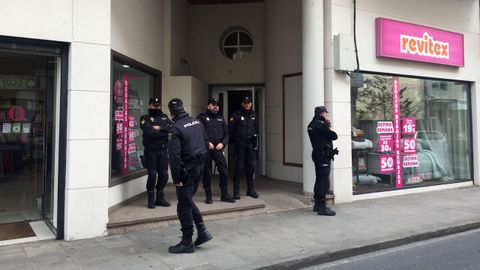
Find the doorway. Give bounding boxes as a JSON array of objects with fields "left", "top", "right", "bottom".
[
  {"left": 0, "top": 43, "right": 60, "bottom": 240},
  {"left": 211, "top": 86, "right": 265, "bottom": 176}
]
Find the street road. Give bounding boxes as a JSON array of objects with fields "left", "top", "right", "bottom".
[{"left": 303, "top": 229, "right": 480, "bottom": 270}]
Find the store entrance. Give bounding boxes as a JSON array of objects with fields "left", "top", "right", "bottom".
[
  {"left": 211, "top": 86, "right": 265, "bottom": 176},
  {"left": 0, "top": 49, "right": 58, "bottom": 239}
]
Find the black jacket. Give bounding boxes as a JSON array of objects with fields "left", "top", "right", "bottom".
[
  {"left": 229, "top": 108, "right": 258, "bottom": 146},
  {"left": 197, "top": 110, "right": 229, "bottom": 146},
  {"left": 307, "top": 116, "right": 338, "bottom": 160},
  {"left": 139, "top": 110, "right": 172, "bottom": 150},
  {"left": 168, "top": 112, "right": 209, "bottom": 184}
]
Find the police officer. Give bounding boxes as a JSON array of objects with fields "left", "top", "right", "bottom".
[
  {"left": 229, "top": 96, "right": 259, "bottom": 199},
  {"left": 307, "top": 106, "right": 338, "bottom": 216},
  {"left": 197, "top": 97, "right": 235, "bottom": 204},
  {"left": 140, "top": 97, "right": 172, "bottom": 209},
  {"left": 167, "top": 98, "right": 213, "bottom": 254}
]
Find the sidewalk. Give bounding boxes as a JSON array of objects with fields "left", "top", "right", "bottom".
[{"left": 1, "top": 186, "right": 479, "bottom": 270}]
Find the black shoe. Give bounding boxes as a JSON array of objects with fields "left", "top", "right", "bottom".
[
  {"left": 205, "top": 197, "right": 213, "bottom": 204},
  {"left": 317, "top": 207, "right": 336, "bottom": 216},
  {"left": 155, "top": 191, "right": 171, "bottom": 207},
  {"left": 168, "top": 240, "right": 195, "bottom": 254},
  {"left": 194, "top": 228, "right": 213, "bottom": 247},
  {"left": 233, "top": 193, "right": 240, "bottom": 200},
  {"left": 313, "top": 204, "right": 319, "bottom": 212},
  {"left": 246, "top": 190, "right": 259, "bottom": 199},
  {"left": 220, "top": 194, "right": 235, "bottom": 203},
  {"left": 147, "top": 191, "right": 155, "bottom": 209}
]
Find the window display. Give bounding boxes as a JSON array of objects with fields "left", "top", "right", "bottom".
[
  {"left": 351, "top": 73, "right": 472, "bottom": 194},
  {"left": 111, "top": 60, "right": 154, "bottom": 178}
]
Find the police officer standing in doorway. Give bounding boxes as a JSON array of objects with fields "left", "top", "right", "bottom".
[
  {"left": 229, "top": 96, "right": 259, "bottom": 199},
  {"left": 197, "top": 97, "right": 235, "bottom": 204},
  {"left": 307, "top": 106, "right": 338, "bottom": 216},
  {"left": 140, "top": 97, "right": 172, "bottom": 209},
  {"left": 167, "top": 98, "right": 213, "bottom": 254}
]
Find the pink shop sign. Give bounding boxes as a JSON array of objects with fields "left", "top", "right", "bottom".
[{"left": 376, "top": 17, "right": 464, "bottom": 67}]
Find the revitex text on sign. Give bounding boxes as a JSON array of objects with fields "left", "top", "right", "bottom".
[{"left": 376, "top": 17, "right": 464, "bottom": 67}]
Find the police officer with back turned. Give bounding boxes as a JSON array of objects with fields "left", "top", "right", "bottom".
[
  {"left": 197, "top": 97, "right": 235, "bottom": 204},
  {"left": 229, "top": 96, "right": 259, "bottom": 199},
  {"left": 307, "top": 106, "right": 338, "bottom": 216},
  {"left": 140, "top": 97, "right": 172, "bottom": 209},
  {"left": 167, "top": 98, "right": 213, "bottom": 254}
]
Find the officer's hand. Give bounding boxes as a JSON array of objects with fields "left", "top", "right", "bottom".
[
  {"left": 209, "top": 143, "right": 214, "bottom": 150},
  {"left": 175, "top": 182, "right": 183, "bottom": 187},
  {"left": 153, "top": 125, "right": 161, "bottom": 131},
  {"left": 216, "top": 143, "right": 224, "bottom": 150}
]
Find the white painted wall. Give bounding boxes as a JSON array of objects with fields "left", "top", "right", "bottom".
[
  {"left": 327, "top": 0, "right": 480, "bottom": 203},
  {"left": 111, "top": 0, "right": 165, "bottom": 72},
  {"left": 265, "top": 0, "right": 303, "bottom": 183},
  {"left": 171, "top": 0, "right": 190, "bottom": 76},
  {"left": 189, "top": 3, "right": 265, "bottom": 84}
]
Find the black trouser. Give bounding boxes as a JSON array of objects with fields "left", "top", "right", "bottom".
[
  {"left": 313, "top": 155, "right": 331, "bottom": 207},
  {"left": 145, "top": 148, "right": 168, "bottom": 192},
  {"left": 176, "top": 163, "right": 204, "bottom": 238},
  {"left": 233, "top": 143, "right": 256, "bottom": 191},
  {"left": 203, "top": 149, "right": 228, "bottom": 190}
]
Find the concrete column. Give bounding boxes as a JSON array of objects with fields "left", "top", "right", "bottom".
[
  {"left": 472, "top": 82, "right": 480, "bottom": 186},
  {"left": 302, "top": 0, "right": 324, "bottom": 194}
]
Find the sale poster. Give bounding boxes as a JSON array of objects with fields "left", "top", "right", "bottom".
[
  {"left": 379, "top": 155, "right": 395, "bottom": 173},
  {"left": 402, "top": 117, "right": 416, "bottom": 135},
  {"left": 377, "top": 135, "right": 393, "bottom": 153},
  {"left": 376, "top": 121, "right": 394, "bottom": 134},
  {"left": 403, "top": 154, "right": 419, "bottom": 168},
  {"left": 392, "top": 76, "right": 403, "bottom": 188},
  {"left": 403, "top": 137, "right": 417, "bottom": 154}
]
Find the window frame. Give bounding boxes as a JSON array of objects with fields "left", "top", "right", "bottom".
[
  {"left": 109, "top": 51, "right": 162, "bottom": 187},
  {"left": 220, "top": 27, "right": 254, "bottom": 60}
]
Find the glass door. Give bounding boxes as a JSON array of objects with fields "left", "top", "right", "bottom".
[{"left": 0, "top": 49, "right": 58, "bottom": 227}]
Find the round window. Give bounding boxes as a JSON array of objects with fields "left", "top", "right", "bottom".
[{"left": 220, "top": 27, "right": 254, "bottom": 61}]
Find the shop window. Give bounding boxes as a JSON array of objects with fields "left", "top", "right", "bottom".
[
  {"left": 110, "top": 53, "right": 161, "bottom": 184},
  {"left": 220, "top": 27, "right": 254, "bottom": 60},
  {"left": 351, "top": 73, "right": 472, "bottom": 194}
]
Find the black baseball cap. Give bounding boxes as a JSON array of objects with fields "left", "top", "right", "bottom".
[
  {"left": 149, "top": 97, "right": 161, "bottom": 105},
  {"left": 168, "top": 98, "right": 184, "bottom": 112},
  {"left": 208, "top": 97, "right": 220, "bottom": 105},
  {"left": 314, "top": 106, "right": 328, "bottom": 115},
  {"left": 242, "top": 96, "right": 252, "bottom": 103}
]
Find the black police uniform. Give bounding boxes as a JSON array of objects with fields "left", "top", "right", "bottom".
[
  {"left": 168, "top": 98, "right": 213, "bottom": 254},
  {"left": 197, "top": 100, "right": 235, "bottom": 204},
  {"left": 307, "top": 109, "right": 338, "bottom": 216},
  {"left": 229, "top": 98, "right": 259, "bottom": 199},
  {"left": 140, "top": 99, "right": 172, "bottom": 208}
]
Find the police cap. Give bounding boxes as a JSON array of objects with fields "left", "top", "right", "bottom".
[
  {"left": 168, "top": 98, "right": 184, "bottom": 112},
  {"left": 208, "top": 97, "right": 220, "bottom": 105},
  {"left": 242, "top": 96, "right": 252, "bottom": 103},
  {"left": 149, "top": 97, "right": 161, "bottom": 105},
  {"left": 314, "top": 106, "right": 328, "bottom": 115}
]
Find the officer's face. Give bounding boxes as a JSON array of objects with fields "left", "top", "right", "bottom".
[
  {"left": 242, "top": 101, "right": 252, "bottom": 110},
  {"left": 207, "top": 103, "right": 220, "bottom": 113},
  {"left": 149, "top": 104, "right": 162, "bottom": 110}
]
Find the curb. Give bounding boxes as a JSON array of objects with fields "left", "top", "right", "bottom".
[{"left": 254, "top": 221, "right": 480, "bottom": 270}]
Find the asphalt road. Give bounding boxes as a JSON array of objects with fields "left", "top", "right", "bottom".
[{"left": 302, "top": 229, "right": 480, "bottom": 270}]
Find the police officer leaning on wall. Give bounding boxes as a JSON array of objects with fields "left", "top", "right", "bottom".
[
  {"left": 229, "top": 96, "right": 259, "bottom": 199},
  {"left": 139, "top": 97, "right": 172, "bottom": 209},
  {"left": 167, "top": 98, "right": 213, "bottom": 254},
  {"left": 307, "top": 105, "right": 338, "bottom": 216},
  {"left": 197, "top": 97, "right": 235, "bottom": 204}
]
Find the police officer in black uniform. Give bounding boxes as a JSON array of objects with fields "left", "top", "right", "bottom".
[
  {"left": 167, "top": 98, "right": 213, "bottom": 254},
  {"left": 140, "top": 97, "right": 172, "bottom": 209},
  {"left": 229, "top": 96, "right": 259, "bottom": 199},
  {"left": 197, "top": 97, "right": 235, "bottom": 204},
  {"left": 307, "top": 106, "right": 338, "bottom": 216}
]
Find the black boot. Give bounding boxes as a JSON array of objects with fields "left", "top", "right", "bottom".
[
  {"left": 246, "top": 184, "right": 259, "bottom": 199},
  {"left": 205, "top": 189, "right": 213, "bottom": 204},
  {"left": 194, "top": 223, "right": 213, "bottom": 247},
  {"left": 220, "top": 187, "right": 235, "bottom": 203},
  {"left": 233, "top": 186, "right": 240, "bottom": 200},
  {"left": 313, "top": 204, "right": 319, "bottom": 212},
  {"left": 168, "top": 237, "right": 195, "bottom": 254},
  {"left": 147, "top": 191, "right": 155, "bottom": 209},
  {"left": 155, "top": 190, "right": 171, "bottom": 207},
  {"left": 317, "top": 199, "right": 335, "bottom": 216}
]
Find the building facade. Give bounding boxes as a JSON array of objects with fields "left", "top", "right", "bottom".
[{"left": 0, "top": 0, "right": 478, "bottom": 241}]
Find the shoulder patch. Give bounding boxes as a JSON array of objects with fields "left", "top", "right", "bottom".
[
  {"left": 140, "top": 119, "right": 145, "bottom": 125},
  {"left": 230, "top": 117, "right": 234, "bottom": 122}
]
